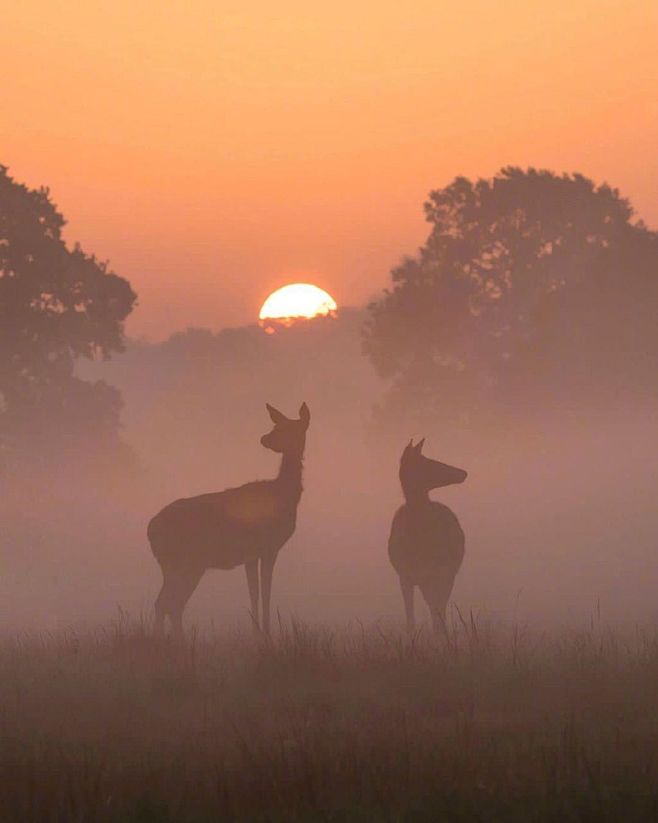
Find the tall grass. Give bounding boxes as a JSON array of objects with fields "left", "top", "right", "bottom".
[{"left": 1, "top": 614, "right": 658, "bottom": 821}]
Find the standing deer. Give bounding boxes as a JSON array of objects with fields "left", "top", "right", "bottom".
[
  {"left": 388, "top": 439, "right": 467, "bottom": 632},
  {"left": 147, "top": 402, "right": 310, "bottom": 637}
]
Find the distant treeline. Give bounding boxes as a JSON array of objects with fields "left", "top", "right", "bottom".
[{"left": 2, "top": 165, "right": 657, "bottom": 481}]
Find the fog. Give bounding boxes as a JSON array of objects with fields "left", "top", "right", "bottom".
[{"left": 2, "top": 308, "right": 656, "bottom": 634}]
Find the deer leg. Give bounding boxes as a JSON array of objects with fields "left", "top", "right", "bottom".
[
  {"left": 260, "top": 553, "right": 277, "bottom": 636},
  {"left": 430, "top": 601, "right": 448, "bottom": 635},
  {"left": 423, "top": 575, "right": 453, "bottom": 635},
  {"left": 154, "top": 570, "right": 174, "bottom": 636},
  {"left": 245, "top": 560, "right": 260, "bottom": 632},
  {"left": 400, "top": 576, "right": 415, "bottom": 633},
  {"left": 162, "top": 567, "right": 203, "bottom": 640}
]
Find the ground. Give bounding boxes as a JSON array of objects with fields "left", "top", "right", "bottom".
[{"left": 2, "top": 615, "right": 658, "bottom": 821}]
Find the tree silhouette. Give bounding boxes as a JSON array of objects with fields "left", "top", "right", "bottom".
[
  {"left": 0, "top": 165, "right": 136, "bottom": 468},
  {"left": 364, "top": 167, "right": 658, "bottom": 421}
]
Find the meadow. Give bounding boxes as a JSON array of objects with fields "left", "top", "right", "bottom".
[{"left": 2, "top": 614, "right": 658, "bottom": 821}]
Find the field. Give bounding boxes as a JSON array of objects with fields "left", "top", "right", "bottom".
[{"left": 2, "top": 615, "right": 658, "bottom": 822}]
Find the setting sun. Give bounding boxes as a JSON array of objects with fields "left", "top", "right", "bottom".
[{"left": 259, "top": 283, "right": 337, "bottom": 328}]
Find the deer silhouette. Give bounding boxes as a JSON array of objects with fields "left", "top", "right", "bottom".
[
  {"left": 388, "top": 439, "right": 467, "bottom": 632},
  {"left": 147, "top": 402, "right": 310, "bottom": 637}
]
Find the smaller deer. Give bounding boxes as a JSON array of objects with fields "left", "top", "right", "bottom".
[
  {"left": 388, "top": 439, "right": 467, "bottom": 632},
  {"left": 147, "top": 403, "right": 310, "bottom": 637}
]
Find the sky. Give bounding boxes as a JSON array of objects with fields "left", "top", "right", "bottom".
[{"left": 4, "top": 0, "right": 657, "bottom": 340}]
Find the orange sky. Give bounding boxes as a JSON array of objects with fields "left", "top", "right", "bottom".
[{"left": 4, "top": 1, "right": 657, "bottom": 339}]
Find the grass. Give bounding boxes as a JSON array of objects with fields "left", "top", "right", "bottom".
[{"left": 2, "top": 614, "right": 658, "bottom": 821}]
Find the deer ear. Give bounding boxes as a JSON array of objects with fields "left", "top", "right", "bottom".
[
  {"left": 299, "top": 402, "right": 310, "bottom": 429},
  {"left": 414, "top": 438, "right": 425, "bottom": 454},
  {"left": 266, "top": 403, "right": 288, "bottom": 425}
]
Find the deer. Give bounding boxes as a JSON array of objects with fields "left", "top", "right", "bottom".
[
  {"left": 147, "top": 402, "right": 310, "bottom": 637},
  {"left": 388, "top": 438, "right": 467, "bottom": 633}
]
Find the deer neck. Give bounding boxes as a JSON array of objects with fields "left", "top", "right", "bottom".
[
  {"left": 276, "top": 449, "right": 304, "bottom": 506},
  {"left": 401, "top": 479, "right": 430, "bottom": 506}
]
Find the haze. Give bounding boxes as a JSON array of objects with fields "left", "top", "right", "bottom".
[
  {"left": 1, "top": 311, "right": 654, "bottom": 632},
  {"left": 4, "top": 0, "right": 657, "bottom": 338}
]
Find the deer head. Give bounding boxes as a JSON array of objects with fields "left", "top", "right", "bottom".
[
  {"left": 399, "top": 438, "right": 467, "bottom": 497},
  {"left": 260, "top": 403, "right": 310, "bottom": 455}
]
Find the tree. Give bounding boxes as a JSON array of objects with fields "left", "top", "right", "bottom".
[
  {"left": 0, "top": 165, "right": 136, "bottom": 469},
  {"left": 364, "top": 167, "right": 658, "bottom": 422}
]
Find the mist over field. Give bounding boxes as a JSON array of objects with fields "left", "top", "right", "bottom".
[{"left": 2, "top": 306, "right": 656, "bottom": 634}]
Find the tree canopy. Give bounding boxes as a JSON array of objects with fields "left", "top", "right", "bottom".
[
  {"left": 364, "top": 167, "right": 658, "bottom": 421},
  {"left": 0, "top": 165, "right": 136, "bottom": 467}
]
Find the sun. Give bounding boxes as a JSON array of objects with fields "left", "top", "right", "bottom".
[{"left": 259, "top": 283, "right": 337, "bottom": 330}]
